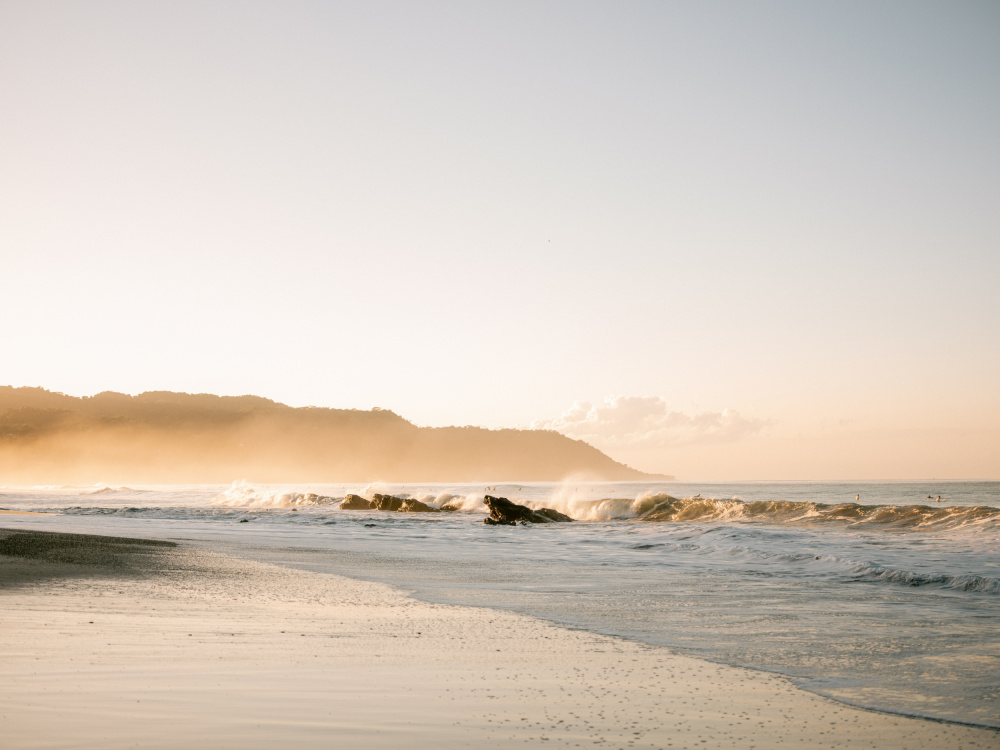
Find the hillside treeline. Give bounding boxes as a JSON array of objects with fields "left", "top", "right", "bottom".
[{"left": 0, "top": 387, "right": 654, "bottom": 484}]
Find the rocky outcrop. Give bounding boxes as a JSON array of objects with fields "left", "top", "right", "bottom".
[
  {"left": 483, "top": 495, "right": 573, "bottom": 525},
  {"left": 340, "top": 494, "right": 371, "bottom": 510},
  {"left": 371, "top": 493, "right": 404, "bottom": 511},
  {"left": 400, "top": 497, "right": 440, "bottom": 513},
  {"left": 338, "top": 493, "right": 442, "bottom": 513}
]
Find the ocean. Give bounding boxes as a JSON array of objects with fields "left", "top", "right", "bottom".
[{"left": 2, "top": 480, "right": 997, "bottom": 729}]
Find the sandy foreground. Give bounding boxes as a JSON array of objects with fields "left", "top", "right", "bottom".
[{"left": 1, "top": 529, "right": 997, "bottom": 750}]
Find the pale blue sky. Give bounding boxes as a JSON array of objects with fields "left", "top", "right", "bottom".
[{"left": 2, "top": 1, "right": 998, "bottom": 477}]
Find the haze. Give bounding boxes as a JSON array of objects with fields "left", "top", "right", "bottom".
[
  {"left": 2, "top": 1, "right": 997, "bottom": 480},
  {"left": 0, "top": 387, "right": 651, "bottom": 484}
]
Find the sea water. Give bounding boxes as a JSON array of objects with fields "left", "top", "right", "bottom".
[{"left": 1, "top": 480, "right": 998, "bottom": 728}]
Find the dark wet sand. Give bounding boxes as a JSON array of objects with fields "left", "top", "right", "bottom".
[{"left": 0, "top": 527, "right": 176, "bottom": 586}]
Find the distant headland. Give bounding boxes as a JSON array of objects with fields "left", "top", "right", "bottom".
[{"left": 0, "top": 387, "right": 669, "bottom": 484}]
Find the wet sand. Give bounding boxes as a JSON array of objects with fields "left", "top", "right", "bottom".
[{"left": 1, "top": 528, "right": 997, "bottom": 749}]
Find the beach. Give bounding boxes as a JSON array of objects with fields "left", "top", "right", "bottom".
[
  {"left": 4, "top": 0, "right": 998, "bottom": 745},
  {"left": 2, "top": 527, "right": 997, "bottom": 749}
]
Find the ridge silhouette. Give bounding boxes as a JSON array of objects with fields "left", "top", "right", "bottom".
[{"left": 0, "top": 387, "right": 665, "bottom": 484}]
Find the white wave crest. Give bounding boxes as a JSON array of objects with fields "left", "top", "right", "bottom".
[
  {"left": 410, "top": 492, "right": 486, "bottom": 511},
  {"left": 82, "top": 484, "right": 115, "bottom": 495},
  {"left": 79, "top": 484, "right": 146, "bottom": 495},
  {"left": 214, "top": 481, "right": 336, "bottom": 508},
  {"left": 849, "top": 562, "right": 1000, "bottom": 593},
  {"left": 520, "top": 488, "right": 734, "bottom": 522}
]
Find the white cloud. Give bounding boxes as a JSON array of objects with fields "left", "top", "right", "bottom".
[{"left": 532, "top": 396, "right": 770, "bottom": 449}]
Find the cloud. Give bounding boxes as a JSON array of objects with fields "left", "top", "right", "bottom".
[{"left": 532, "top": 396, "right": 770, "bottom": 449}]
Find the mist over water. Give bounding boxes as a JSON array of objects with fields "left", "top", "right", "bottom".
[{"left": 2, "top": 480, "right": 998, "bottom": 728}]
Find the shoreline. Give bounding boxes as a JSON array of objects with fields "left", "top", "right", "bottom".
[
  {"left": 2, "top": 527, "right": 998, "bottom": 749},
  {"left": 390, "top": 583, "right": 1000, "bottom": 735}
]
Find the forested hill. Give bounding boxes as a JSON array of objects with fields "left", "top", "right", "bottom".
[{"left": 0, "top": 387, "right": 662, "bottom": 484}]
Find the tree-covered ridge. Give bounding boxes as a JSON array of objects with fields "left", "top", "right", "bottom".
[{"left": 0, "top": 387, "right": 659, "bottom": 484}]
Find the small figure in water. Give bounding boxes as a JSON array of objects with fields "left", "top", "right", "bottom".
[
  {"left": 855, "top": 494, "right": 860, "bottom": 503},
  {"left": 936, "top": 495, "right": 944, "bottom": 502}
]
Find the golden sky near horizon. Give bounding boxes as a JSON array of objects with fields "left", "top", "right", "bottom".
[{"left": 2, "top": 1, "right": 998, "bottom": 480}]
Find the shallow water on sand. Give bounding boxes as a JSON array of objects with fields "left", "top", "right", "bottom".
[{"left": 2, "top": 480, "right": 998, "bottom": 728}]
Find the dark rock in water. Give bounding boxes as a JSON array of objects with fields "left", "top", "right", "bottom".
[
  {"left": 483, "top": 495, "right": 573, "bottom": 525},
  {"left": 339, "top": 493, "right": 440, "bottom": 513},
  {"left": 238, "top": 518, "right": 249, "bottom": 523},
  {"left": 440, "top": 504, "right": 461, "bottom": 512},
  {"left": 399, "top": 498, "right": 440, "bottom": 513},
  {"left": 371, "top": 493, "right": 404, "bottom": 512},
  {"left": 484, "top": 516, "right": 514, "bottom": 526},
  {"left": 340, "top": 494, "right": 372, "bottom": 510},
  {"left": 364, "top": 523, "right": 376, "bottom": 528}
]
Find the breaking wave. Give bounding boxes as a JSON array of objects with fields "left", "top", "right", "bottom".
[
  {"left": 80, "top": 484, "right": 146, "bottom": 495},
  {"left": 211, "top": 483, "right": 1000, "bottom": 531},
  {"left": 624, "top": 494, "right": 1000, "bottom": 530},
  {"left": 627, "top": 541, "right": 1000, "bottom": 594},
  {"left": 849, "top": 562, "right": 1000, "bottom": 593},
  {"left": 214, "top": 482, "right": 339, "bottom": 508},
  {"left": 213, "top": 481, "right": 488, "bottom": 511},
  {"left": 504, "top": 491, "right": 1000, "bottom": 529}
]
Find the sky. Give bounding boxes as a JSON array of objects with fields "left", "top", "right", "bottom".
[{"left": 2, "top": 1, "right": 998, "bottom": 480}]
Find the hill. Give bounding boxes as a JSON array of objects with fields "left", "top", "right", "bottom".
[{"left": 0, "top": 387, "right": 663, "bottom": 484}]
